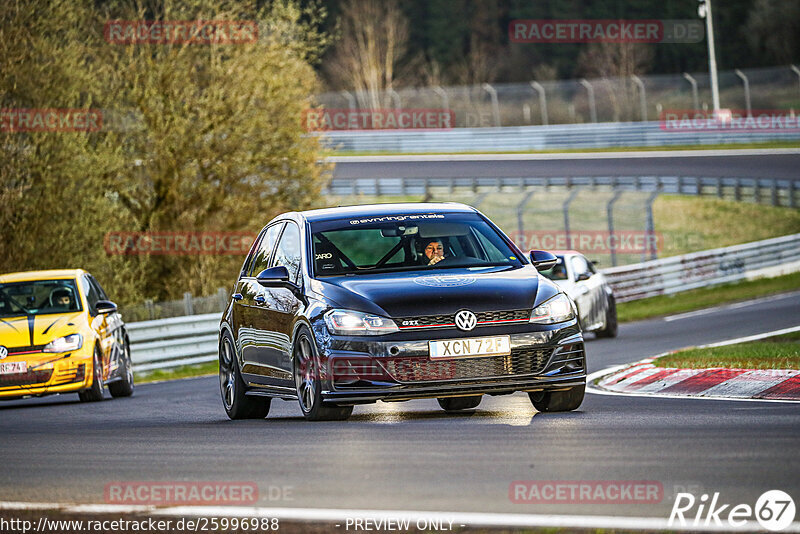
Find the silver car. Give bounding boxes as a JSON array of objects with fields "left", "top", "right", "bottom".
[{"left": 535, "top": 250, "right": 617, "bottom": 338}]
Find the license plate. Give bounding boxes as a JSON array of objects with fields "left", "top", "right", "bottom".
[
  {"left": 0, "top": 361, "right": 27, "bottom": 375},
  {"left": 429, "top": 336, "right": 511, "bottom": 359}
]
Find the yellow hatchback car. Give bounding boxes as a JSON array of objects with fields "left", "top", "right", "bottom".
[{"left": 0, "top": 269, "right": 133, "bottom": 402}]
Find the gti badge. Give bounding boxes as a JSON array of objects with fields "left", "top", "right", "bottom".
[
  {"left": 0, "top": 345, "right": 7, "bottom": 360},
  {"left": 454, "top": 310, "right": 477, "bottom": 332}
]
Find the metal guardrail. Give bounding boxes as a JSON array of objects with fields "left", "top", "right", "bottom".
[
  {"left": 316, "top": 121, "right": 800, "bottom": 153},
  {"left": 128, "top": 313, "right": 219, "bottom": 372},
  {"left": 128, "top": 234, "right": 800, "bottom": 372},
  {"left": 325, "top": 175, "right": 799, "bottom": 208},
  {"left": 604, "top": 233, "right": 800, "bottom": 302}
]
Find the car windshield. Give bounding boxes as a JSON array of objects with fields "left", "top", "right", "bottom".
[
  {"left": 538, "top": 257, "right": 569, "bottom": 281},
  {"left": 0, "top": 279, "right": 82, "bottom": 317},
  {"left": 310, "top": 213, "right": 523, "bottom": 276}
]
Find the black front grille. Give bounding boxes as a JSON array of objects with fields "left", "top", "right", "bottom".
[
  {"left": 397, "top": 309, "right": 530, "bottom": 329},
  {"left": 0, "top": 369, "right": 53, "bottom": 388},
  {"left": 383, "top": 347, "right": 552, "bottom": 383}
]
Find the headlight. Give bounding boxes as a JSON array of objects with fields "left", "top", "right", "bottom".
[
  {"left": 43, "top": 334, "right": 83, "bottom": 353},
  {"left": 324, "top": 310, "right": 399, "bottom": 336},
  {"left": 530, "top": 294, "right": 575, "bottom": 324}
]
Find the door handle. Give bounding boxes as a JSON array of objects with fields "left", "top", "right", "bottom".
[
  {"left": 232, "top": 293, "right": 243, "bottom": 301},
  {"left": 254, "top": 295, "right": 266, "bottom": 305}
]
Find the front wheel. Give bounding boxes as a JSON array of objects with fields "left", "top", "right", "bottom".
[
  {"left": 528, "top": 384, "right": 585, "bottom": 412},
  {"left": 595, "top": 296, "right": 618, "bottom": 338},
  {"left": 78, "top": 347, "right": 104, "bottom": 402},
  {"left": 294, "top": 328, "right": 353, "bottom": 421},
  {"left": 437, "top": 395, "right": 482, "bottom": 412},
  {"left": 109, "top": 342, "right": 134, "bottom": 398},
  {"left": 219, "top": 332, "right": 270, "bottom": 420}
]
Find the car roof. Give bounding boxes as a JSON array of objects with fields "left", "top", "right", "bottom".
[
  {"left": 296, "top": 202, "right": 477, "bottom": 223},
  {"left": 0, "top": 269, "right": 87, "bottom": 284}
]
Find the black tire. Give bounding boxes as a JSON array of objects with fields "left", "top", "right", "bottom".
[
  {"left": 437, "top": 395, "right": 482, "bottom": 412},
  {"left": 528, "top": 384, "right": 585, "bottom": 412},
  {"left": 108, "top": 341, "right": 134, "bottom": 398},
  {"left": 219, "top": 332, "right": 270, "bottom": 420},
  {"left": 78, "top": 347, "right": 105, "bottom": 402},
  {"left": 595, "top": 296, "right": 618, "bottom": 338},
  {"left": 294, "top": 328, "right": 353, "bottom": 421}
]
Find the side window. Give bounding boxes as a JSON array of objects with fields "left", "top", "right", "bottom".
[
  {"left": 272, "top": 223, "right": 302, "bottom": 284},
  {"left": 249, "top": 223, "right": 285, "bottom": 277},
  {"left": 571, "top": 256, "right": 590, "bottom": 279},
  {"left": 82, "top": 276, "right": 100, "bottom": 314},
  {"left": 88, "top": 275, "right": 108, "bottom": 300}
]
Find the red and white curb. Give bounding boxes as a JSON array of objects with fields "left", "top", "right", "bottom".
[{"left": 589, "top": 326, "right": 800, "bottom": 402}]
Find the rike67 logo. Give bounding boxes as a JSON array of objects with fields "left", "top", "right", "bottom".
[{"left": 669, "top": 490, "right": 795, "bottom": 531}]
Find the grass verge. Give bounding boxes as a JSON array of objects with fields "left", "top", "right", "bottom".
[
  {"left": 617, "top": 271, "right": 800, "bottom": 323},
  {"left": 134, "top": 361, "right": 217, "bottom": 384},
  {"left": 655, "top": 330, "right": 800, "bottom": 370}
]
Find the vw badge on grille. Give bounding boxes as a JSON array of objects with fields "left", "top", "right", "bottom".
[
  {"left": 0, "top": 346, "right": 7, "bottom": 359},
  {"left": 454, "top": 310, "right": 477, "bottom": 331}
]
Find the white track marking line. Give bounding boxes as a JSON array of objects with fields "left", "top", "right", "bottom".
[
  {"left": 328, "top": 148, "right": 800, "bottom": 163},
  {"left": 699, "top": 325, "right": 800, "bottom": 348},
  {"left": 662, "top": 291, "right": 800, "bottom": 322},
  {"left": 3, "top": 500, "right": 800, "bottom": 532}
]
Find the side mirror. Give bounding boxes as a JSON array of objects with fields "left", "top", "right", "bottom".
[
  {"left": 576, "top": 272, "right": 592, "bottom": 282},
  {"left": 256, "top": 266, "right": 291, "bottom": 287},
  {"left": 95, "top": 300, "right": 118, "bottom": 314},
  {"left": 529, "top": 250, "right": 558, "bottom": 272}
]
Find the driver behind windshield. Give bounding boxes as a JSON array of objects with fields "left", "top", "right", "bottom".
[
  {"left": 49, "top": 288, "right": 74, "bottom": 310},
  {"left": 424, "top": 239, "right": 446, "bottom": 266}
]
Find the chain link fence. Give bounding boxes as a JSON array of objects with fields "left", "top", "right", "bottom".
[{"left": 316, "top": 65, "right": 800, "bottom": 128}]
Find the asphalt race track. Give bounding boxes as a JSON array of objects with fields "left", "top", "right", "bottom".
[
  {"left": 1, "top": 291, "right": 798, "bottom": 521},
  {"left": 331, "top": 149, "right": 800, "bottom": 180}
]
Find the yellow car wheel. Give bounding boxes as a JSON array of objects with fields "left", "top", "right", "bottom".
[{"left": 78, "top": 347, "right": 104, "bottom": 402}]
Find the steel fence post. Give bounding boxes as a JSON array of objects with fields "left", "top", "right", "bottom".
[
  {"left": 645, "top": 189, "right": 660, "bottom": 261},
  {"left": 632, "top": 75, "right": 647, "bottom": 121},
  {"left": 683, "top": 73, "right": 699, "bottom": 110},
  {"left": 183, "top": 292, "right": 194, "bottom": 316},
  {"left": 530, "top": 81, "right": 548, "bottom": 125},
  {"left": 482, "top": 83, "right": 500, "bottom": 127},
  {"left": 734, "top": 69, "right": 752, "bottom": 117},
  {"left": 516, "top": 191, "right": 536, "bottom": 245},
  {"left": 563, "top": 187, "right": 581, "bottom": 250},
  {"left": 607, "top": 190, "right": 623, "bottom": 267},
  {"left": 579, "top": 79, "right": 597, "bottom": 123}
]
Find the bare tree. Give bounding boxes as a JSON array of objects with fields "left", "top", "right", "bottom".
[
  {"left": 325, "top": 0, "right": 409, "bottom": 109},
  {"left": 577, "top": 42, "right": 653, "bottom": 122}
]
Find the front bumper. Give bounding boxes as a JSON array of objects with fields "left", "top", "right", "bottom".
[
  {"left": 0, "top": 352, "right": 92, "bottom": 399},
  {"left": 318, "top": 321, "right": 586, "bottom": 403}
]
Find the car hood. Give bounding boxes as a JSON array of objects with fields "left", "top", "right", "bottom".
[
  {"left": 311, "top": 265, "right": 560, "bottom": 318},
  {"left": 0, "top": 311, "right": 84, "bottom": 349}
]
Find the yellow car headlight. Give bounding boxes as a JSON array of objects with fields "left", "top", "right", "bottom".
[{"left": 43, "top": 334, "right": 83, "bottom": 353}]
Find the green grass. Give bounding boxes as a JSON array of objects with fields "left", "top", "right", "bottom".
[
  {"left": 134, "top": 361, "right": 217, "bottom": 384},
  {"left": 655, "top": 331, "right": 800, "bottom": 370},
  {"left": 618, "top": 271, "right": 800, "bottom": 323},
  {"left": 331, "top": 140, "right": 800, "bottom": 157}
]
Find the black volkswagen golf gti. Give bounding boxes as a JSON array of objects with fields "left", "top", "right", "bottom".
[{"left": 219, "top": 203, "right": 586, "bottom": 421}]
